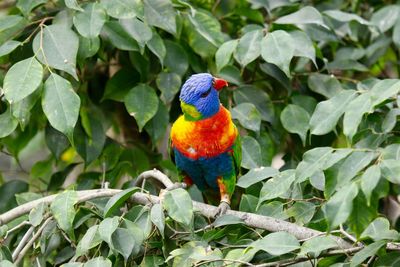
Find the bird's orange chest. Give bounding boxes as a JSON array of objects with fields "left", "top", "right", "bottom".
[{"left": 171, "top": 106, "right": 237, "bottom": 159}]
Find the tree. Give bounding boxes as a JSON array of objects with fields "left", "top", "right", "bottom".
[{"left": 0, "top": 0, "right": 400, "bottom": 266}]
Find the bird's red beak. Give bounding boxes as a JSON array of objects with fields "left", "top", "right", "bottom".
[{"left": 213, "top": 78, "right": 228, "bottom": 91}]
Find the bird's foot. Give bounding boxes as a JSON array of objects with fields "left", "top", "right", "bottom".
[{"left": 215, "top": 201, "right": 231, "bottom": 217}]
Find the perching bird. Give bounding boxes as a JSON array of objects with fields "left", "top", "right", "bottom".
[{"left": 170, "top": 73, "right": 241, "bottom": 216}]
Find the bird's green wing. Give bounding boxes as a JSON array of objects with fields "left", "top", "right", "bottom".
[{"left": 232, "top": 131, "right": 242, "bottom": 177}]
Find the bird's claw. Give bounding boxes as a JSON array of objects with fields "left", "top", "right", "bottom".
[{"left": 215, "top": 201, "right": 231, "bottom": 217}]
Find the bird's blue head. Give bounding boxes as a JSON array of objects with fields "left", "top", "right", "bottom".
[{"left": 179, "top": 73, "right": 228, "bottom": 121}]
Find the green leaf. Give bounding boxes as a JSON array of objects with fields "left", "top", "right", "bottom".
[
  {"left": 234, "top": 30, "right": 262, "bottom": 67},
  {"left": 335, "top": 151, "right": 377, "bottom": 189},
  {"left": 371, "top": 5, "right": 400, "bottom": 32},
  {"left": 100, "top": 0, "right": 142, "bottom": 19},
  {"left": 393, "top": 18, "right": 400, "bottom": 49},
  {"left": 213, "top": 214, "right": 243, "bottom": 227},
  {"left": 0, "top": 109, "right": 18, "bottom": 138},
  {"left": 112, "top": 228, "right": 135, "bottom": 260},
  {"left": 186, "top": 11, "right": 224, "bottom": 58},
  {"left": 310, "top": 90, "right": 357, "bottom": 135},
  {"left": 288, "top": 30, "right": 316, "bottom": 66},
  {"left": 78, "top": 36, "right": 100, "bottom": 60},
  {"left": 307, "top": 73, "right": 342, "bottom": 98},
  {"left": 258, "top": 170, "right": 296, "bottom": 204},
  {"left": 144, "top": 0, "right": 176, "bottom": 35},
  {"left": 369, "top": 79, "right": 400, "bottom": 106},
  {"left": 231, "top": 103, "right": 261, "bottom": 132},
  {"left": 275, "top": 6, "right": 327, "bottom": 27},
  {"left": 233, "top": 85, "right": 274, "bottom": 122},
  {"left": 295, "top": 147, "right": 333, "bottom": 183},
  {"left": 382, "top": 108, "right": 400, "bottom": 133},
  {"left": 280, "top": 104, "right": 310, "bottom": 145},
  {"left": 241, "top": 135, "right": 262, "bottom": 169},
  {"left": 0, "top": 40, "right": 21, "bottom": 57},
  {"left": 164, "top": 40, "right": 188, "bottom": 76},
  {"left": 50, "top": 191, "right": 78, "bottom": 232},
  {"left": 124, "top": 84, "right": 159, "bottom": 132},
  {"left": 286, "top": 202, "right": 315, "bottom": 225},
  {"left": 99, "top": 217, "right": 119, "bottom": 245},
  {"left": 350, "top": 240, "right": 387, "bottom": 267},
  {"left": 147, "top": 30, "right": 166, "bottom": 65},
  {"left": 380, "top": 159, "right": 400, "bottom": 184},
  {"left": 163, "top": 188, "right": 193, "bottom": 226},
  {"left": 252, "top": 231, "right": 300, "bottom": 256},
  {"left": 76, "top": 225, "right": 102, "bottom": 257},
  {"left": 343, "top": 93, "right": 373, "bottom": 141},
  {"left": 0, "top": 261, "right": 16, "bottom": 267},
  {"left": 3, "top": 57, "right": 43, "bottom": 103},
  {"left": 73, "top": 3, "right": 107, "bottom": 38},
  {"left": 0, "top": 15, "right": 26, "bottom": 44},
  {"left": 33, "top": 25, "right": 79, "bottom": 80},
  {"left": 361, "top": 165, "right": 381, "bottom": 206},
  {"left": 83, "top": 257, "right": 112, "bottom": 267},
  {"left": 322, "top": 182, "right": 358, "bottom": 229},
  {"left": 120, "top": 17, "right": 153, "bottom": 49},
  {"left": 104, "top": 187, "right": 140, "bottom": 217},
  {"left": 261, "top": 30, "right": 294, "bottom": 77},
  {"left": 361, "top": 217, "right": 400, "bottom": 241},
  {"left": 0, "top": 180, "right": 29, "bottom": 214},
  {"left": 150, "top": 203, "right": 165, "bottom": 237},
  {"left": 17, "top": 0, "right": 47, "bottom": 15},
  {"left": 144, "top": 100, "right": 169, "bottom": 144},
  {"left": 324, "top": 10, "right": 371, "bottom": 25},
  {"left": 156, "top": 72, "right": 181, "bottom": 104},
  {"left": 300, "top": 236, "right": 338, "bottom": 257},
  {"left": 45, "top": 125, "right": 70, "bottom": 159},
  {"left": 216, "top": 40, "right": 238, "bottom": 72},
  {"left": 101, "top": 21, "right": 139, "bottom": 51},
  {"left": 42, "top": 73, "right": 80, "bottom": 138},
  {"left": 29, "top": 202, "right": 45, "bottom": 227},
  {"left": 12, "top": 87, "right": 41, "bottom": 129},
  {"left": 65, "top": 0, "right": 84, "bottom": 11},
  {"left": 236, "top": 166, "right": 278, "bottom": 188}
]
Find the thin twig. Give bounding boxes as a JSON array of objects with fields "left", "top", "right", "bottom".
[
  {"left": 12, "top": 225, "right": 35, "bottom": 261},
  {"left": 15, "top": 217, "right": 53, "bottom": 265},
  {"left": 4, "top": 220, "right": 30, "bottom": 239}
]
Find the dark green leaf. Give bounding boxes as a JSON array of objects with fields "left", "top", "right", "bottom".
[
  {"left": 275, "top": 6, "right": 327, "bottom": 27},
  {"left": 144, "top": 100, "right": 169, "bottom": 144},
  {"left": 0, "top": 180, "right": 29, "bottom": 213},
  {"left": 350, "top": 240, "right": 387, "bottom": 267},
  {"left": 0, "top": 109, "right": 18, "bottom": 138},
  {"left": 308, "top": 74, "right": 342, "bottom": 98},
  {"left": 259, "top": 170, "right": 296, "bottom": 204},
  {"left": 370, "top": 5, "right": 400, "bottom": 32},
  {"left": 65, "top": 0, "right": 84, "bottom": 11},
  {"left": 104, "top": 187, "right": 140, "bottom": 217},
  {"left": 156, "top": 72, "right": 181, "bottom": 104},
  {"left": 361, "top": 165, "right": 381, "bottom": 205},
  {"left": 83, "top": 257, "right": 112, "bottom": 267},
  {"left": 150, "top": 203, "right": 165, "bottom": 236},
  {"left": 164, "top": 41, "right": 188, "bottom": 76},
  {"left": 361, "top": 217, "right": 400, "bottom": 241},
  {"left": 17, "top": 0, "right": 47, "bottom": 15},
  {"left": 112, "top": 228, "right": 135, "bottom": 260},
  {"left": 380, "top": 159, "right": 400, "bottom": 184},
  {"left": 124, "top": 84, "right": 159, "bottom": 132},
  {"left": 343, "top": 93, "right": 373, "bottom": 141},
  {"left": 101, "top": 21, "right": 139, "bottom": 51}
]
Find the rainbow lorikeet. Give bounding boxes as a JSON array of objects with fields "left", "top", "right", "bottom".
[{"left": 170, "top": 73, "right": 241, "bottom": 215}]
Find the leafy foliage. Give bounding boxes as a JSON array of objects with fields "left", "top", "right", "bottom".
[{"left": 1, "top": 0, "right": 400, "bottom": 266}]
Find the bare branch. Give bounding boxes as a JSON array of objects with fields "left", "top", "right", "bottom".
[
  {"left": 15, "top": 217, "right": 53, "bottom": 265},
  {"left": 12, "top": 225, "right": 34, "bottom": 261},
  {"left": 133, "top": 169, "right": 175, "bottom": 188}
]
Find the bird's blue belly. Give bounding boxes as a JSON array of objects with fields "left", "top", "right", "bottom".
[{"left": 173, "top": 148, "right": 234, "bottom": 191}]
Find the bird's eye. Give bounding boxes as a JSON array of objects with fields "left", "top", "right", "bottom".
[{"left": 200, "top": 88, "right": 211, "bottom": 98}]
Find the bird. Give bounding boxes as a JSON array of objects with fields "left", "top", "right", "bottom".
[{"left": 170, "top": 73, "right": 241, "bottom": 216}]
